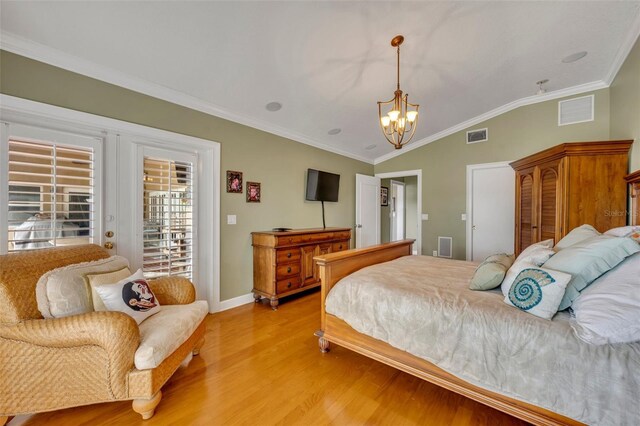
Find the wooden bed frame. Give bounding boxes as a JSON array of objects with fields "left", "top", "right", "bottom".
[
  {"left": 314, "top": 170, "right": 640, "bottom": 425},
  {"left": 314, "top": 240, "right": 582, "bottom": 426}
]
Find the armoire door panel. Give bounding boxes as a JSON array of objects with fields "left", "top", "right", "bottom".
[
  {"left": 518, "top": 173, "right": 534, "bottom": 253},
  {"left": 539, "top": 166, "right": 559, "bottom": 243}
]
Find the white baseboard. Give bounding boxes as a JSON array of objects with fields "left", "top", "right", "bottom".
[{"left": 215, "top": 293, "right": 255, "bottom": 312}]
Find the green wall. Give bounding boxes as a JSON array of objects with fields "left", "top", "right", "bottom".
[
  {"left": 611, "top": 36, "right": 640, "bottom": 170},
  {"left": 375, "top": 89, "right": 615, "bottom": 259},
  {"left": 0, "top": 51, "right": 373, "bottom": 301}
]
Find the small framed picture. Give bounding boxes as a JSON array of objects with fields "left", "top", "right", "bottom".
[
  {"left": 246, "top": 182, "right": 261, "bottom": 203},
  {"left": 227, "top": 170, "right": 243, "bottom": 193},
  {"left": 381, "top": 186, "right": 389, "bottom": 206}
]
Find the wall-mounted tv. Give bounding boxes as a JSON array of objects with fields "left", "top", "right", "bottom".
[{"left": 306, "top": 169, "right": 340, "bottom": 202}]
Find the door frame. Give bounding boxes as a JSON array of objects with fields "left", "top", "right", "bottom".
[
  {"left": 0, "top": 95, "right": 221, "bottom": 312},
  {"left": 465, "top": 161, "right": 513, "bottom": 261},
  {"left": 375, "top": 169, "right": 422, "bottom": 255}
]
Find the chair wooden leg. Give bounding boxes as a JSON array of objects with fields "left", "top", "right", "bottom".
[
  {"left": 132, "top": 390, "right": 162, "bottom": 420},
  {"left": 192, "top": 336, "right": 205, "bottom": 356},
  {"left": 0, "top": 416, "right": 11, "bottom": 426}
]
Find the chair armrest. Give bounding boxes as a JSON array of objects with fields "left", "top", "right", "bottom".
[
  {"left": 147, "top": 276, "right": 196, "bottom": 305},
  {"left": 0, "top": 311, "right": 139, "bottom": 405}
]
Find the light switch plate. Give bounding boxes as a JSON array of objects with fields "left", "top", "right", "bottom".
[
  {"left": 461, "top": 213, "right": 467, "bottom": 221},
  {"left": 227, "top": 215, "right": 237, "bottom": 225},
  {"left": 421, "top": 213, "right": 429, "bottom": 221}
]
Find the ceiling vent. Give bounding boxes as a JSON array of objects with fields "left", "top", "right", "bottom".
[
  {"left": 558, "top": 95, "right": 594, "bottom": 126},
  {"left": 466, "top": 128, "right": 488, "bottom": 144}
]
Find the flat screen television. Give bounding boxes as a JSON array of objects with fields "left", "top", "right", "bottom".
[{"left": 306, "top": 169, "right": 340, "bottom": 202}]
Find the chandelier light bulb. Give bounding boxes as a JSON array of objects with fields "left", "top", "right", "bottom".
[
  {"left": 388, "top": 110, "right": 400, "bottom": 121},
  {"left": 381, "top": 116, "right": 391, "bottom": 127},
  {"left": 407, "top": 110, "right": 418, "bottom": 122}
]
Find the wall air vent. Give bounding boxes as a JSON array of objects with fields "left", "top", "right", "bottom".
[
  {"left": 437, "top": 236, "right": 453, "bottom": 258},
  {"left": 466, "top": 128, "right": 488, "bottom": 144},
  {"left": 558, "top": 95, "right": 594, "bottom": 126}
]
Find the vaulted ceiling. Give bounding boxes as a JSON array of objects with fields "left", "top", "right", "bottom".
[{"left": 2, "top": 1, "right": 639, "bottom": 163}]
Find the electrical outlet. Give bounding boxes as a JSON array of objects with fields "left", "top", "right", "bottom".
[
  {"left": 227, "top": 215, "right": 237, "bottom": 225},
  {"left": 432, "top": 250, "right": 438, "bottom": 257}
]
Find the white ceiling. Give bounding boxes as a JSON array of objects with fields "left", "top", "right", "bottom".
[{"left": 1, "top": 1, "right": 640, "bottom": 163}]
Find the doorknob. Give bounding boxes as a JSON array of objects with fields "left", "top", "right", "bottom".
[
  {"left": 472, "top": 225, "right": 477, "bottom": 230},
  {"left": 355, "top": 224, "right": 362, "bottom": 228},
  {"left": 105, "top": 231, "right": 114, "bottom": 238},
  {"left": 104, "top": 242, "right": 114, "bottom": 250}
]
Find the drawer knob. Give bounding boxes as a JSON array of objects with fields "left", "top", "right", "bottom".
[
  {"left": 339, "top": 245, "right": 343, "bottom": 249},
  {"left": 287, "top": 252, "right": 292, "bottom": 258},
  {"left": 287, "top": 282, "right": 292, "bottom": 288},
  {"left": 287, "top": 267, "right": 292, "bottom": 273}
]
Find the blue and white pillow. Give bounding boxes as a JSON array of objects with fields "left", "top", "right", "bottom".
[{"left": 504, "top": 265, "right": 571, "bottom": 320}]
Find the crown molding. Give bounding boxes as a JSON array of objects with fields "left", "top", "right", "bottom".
[
  {"left": 373, "top": 80, "right": 609, "bottom": 165},
  {"left": 0, "top": 31, "right": 374, "bottom": 165},
  {"left": 604, "top": 8, "right": 640, "bottom": 85}
]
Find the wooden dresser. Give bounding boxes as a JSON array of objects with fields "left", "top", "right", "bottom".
[
  {"left": 510, "top": 140, "right": 632, "bottom": 254},
  {"left": 252, "top": 227, "right": 351, "bottom": 309}
]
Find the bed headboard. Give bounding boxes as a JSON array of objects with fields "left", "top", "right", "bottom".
[{"left": 625, "top": 170, "right": 640, "bottom": 226}]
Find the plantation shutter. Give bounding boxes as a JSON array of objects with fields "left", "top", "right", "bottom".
[
  {"left": 7, "top": 138, "right": 95, "bottom": 252},
  {"left": 142, "top": 156, "right": 194, "bottom": 279}
]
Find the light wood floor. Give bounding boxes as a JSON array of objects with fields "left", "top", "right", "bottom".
[{"left": 12, "top": 291, "right": 526, "bottom": 426}]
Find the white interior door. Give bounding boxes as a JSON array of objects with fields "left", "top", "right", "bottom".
[
  {"left": 467, "top": 163, "right": 515, "bottom": 261},
  {"left": 355, "top": 174, "right": 380, "bottom": 248},
  {"left": 390, "top": 180, "right": 405, "bottom": 241}
]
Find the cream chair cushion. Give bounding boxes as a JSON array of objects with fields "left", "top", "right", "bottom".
[
  {"left": 135, "top": 300, "right": 208, "bottom": 370},
  {"left": 86, "top": 267, "right": 132, "bottom": 311},
  {"left": 36, "top": 255, "right": 130, "bottom": 318}
]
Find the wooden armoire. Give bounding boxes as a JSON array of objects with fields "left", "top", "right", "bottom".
[{"left": 510, "top": 140, "right": 632, "bottom": 255}]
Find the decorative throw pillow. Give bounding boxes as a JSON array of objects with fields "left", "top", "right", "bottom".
[
  {"left": 36, "top": 255, "right": 130, "bottom": 318},
  {"left": 85, "top": 267, "right": 132, "bottom": 311},
  {"left": 94, "top": 269, "right": 161, "bottom": 324},
  {"left": 604, "top": 226, "right": 640, "bottom": 243},
  {"left": 543, "top": 235, "right": 640, "bottom": 310},
  {"left": 504, "top": 266, "right": 571, "bottom": 320},
  {"left": 501, "top": 240, "right": 555, "bottom": 297},
  {"left": 469, "top": 253, "right": 515, "bottom": 291},
  {"left": 554, "top": 224, "right": 600, "bottom": 250},
  {"left": 571, "top": 253, "right": 640, "bottom": 345}
]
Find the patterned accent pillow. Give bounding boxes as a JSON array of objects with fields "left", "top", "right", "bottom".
[
  {"left": 469, "top": 253, "right": 515, "bottom": 291},
  {"left": 501, "top": 239, "right": 555, "bottom": 297},
  {"left": 504, "top": 266, "right": 572, "bottom": 320},
  {"left": 94, "top": 269, "right": 161, "bottom": 324}
]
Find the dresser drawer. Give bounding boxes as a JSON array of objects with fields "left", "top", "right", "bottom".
[
  {"left": 332, "top": 241, "right": 348, "bottom": 252},
  {"left": 276, "top": 276, "right": 302, "bottom": 294},
  {"left": 332, "top": 231, "right": 351, "bottom": 241},
  {"left": 276, "top": 248, "right": 301, "bottom": 263},
  {"left": 276, "top": 262, "right": 300, "bottom": 279},
  {"left": 276, "top": 232, "right": 334, "bottom": 247}
]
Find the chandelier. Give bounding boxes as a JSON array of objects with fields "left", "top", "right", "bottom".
[{"left": 378, "top": 35, "right": 419, "bottom": 149}]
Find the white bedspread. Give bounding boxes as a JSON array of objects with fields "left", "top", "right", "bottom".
[{"left": 325, "top": 255, "right": 640, "bottom": 426}]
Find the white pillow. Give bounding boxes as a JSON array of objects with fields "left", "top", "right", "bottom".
[
  {"left": 554, "top": 224, "right": 600, "bottom": 250},
  {"left": 36, "top": 255, "right": 130, "bottom": 318},
  {"left": 501, "top": 239, "right": 555, "bottom": 297},
  {"left": 94, "top": 269, "right": 161, "bottom": 324},
  {"left": 504, "top": 264, "right": 571, "bottom": 320},
  {"left": 571, "top": 253, "right": 640, "bottom": 345},
  {"left": 604, "top": 226, "right": 640, "bottom": 243}
]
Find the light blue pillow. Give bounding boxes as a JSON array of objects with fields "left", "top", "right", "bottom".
[{"left": 543, "top": 235, "right": 640, "bottom": 310}]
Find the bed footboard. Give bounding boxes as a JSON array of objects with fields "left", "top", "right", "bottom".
[{"left": 314, "top": 239, "right": 414, "bottom": 333}]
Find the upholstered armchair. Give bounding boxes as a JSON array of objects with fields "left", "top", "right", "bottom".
[{"left": 0, "top": 245, "right": 207, "bottom": 424}]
